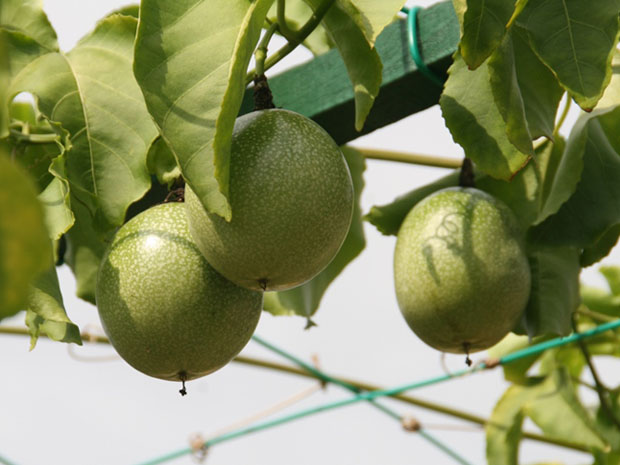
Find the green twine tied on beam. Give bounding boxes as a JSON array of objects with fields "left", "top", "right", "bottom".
[{"left": 402, "top": 6, "right": 446, "bottom": 87}]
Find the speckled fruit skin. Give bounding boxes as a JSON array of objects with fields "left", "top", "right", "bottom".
[
  {"left": 185, "top": 109, "right": 354, "bottom": 292},
  {"left": 96, "top": 203, "right": 263, "bottom": 381},
  {"left": 394, "top": 187, "right": 531, "bottom": 354}
]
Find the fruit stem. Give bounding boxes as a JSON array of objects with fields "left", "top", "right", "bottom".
[
  {"left": 245, "top": 0, "right": 336, "bottom": 85},
  {"left": 458, "top": 158, "right": 475, "bottom": 188},
  {"left": 253, "top": 23, "right": 278, "bottom": 110},
  {"left": 254, "top": 22, "right": 279, "bottom": 78},
  {"left": 0, "top": 326, "right": 591, "bottom": 453},
  {"left": 179, "top": 372, "right": 188, "bottom": 396},
  {"left": 356, "top": 147, "right": 462, "bottom": 169}
]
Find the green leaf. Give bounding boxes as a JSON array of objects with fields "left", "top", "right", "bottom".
[
  {"left": 10, "top": 15, "right": 157, "bottom": 231},
  {"left": 487, "top": 369, "right": 609, "bottom": 464},
  {"left": 366, "top": 140, "right": 561, "bottom": 237},
  {"left": 517, "top": 0, "right": 620, "bottom": 110},
  {"left": 340, "top": 0, "right": 407, "bottom": 45},
  {"left": 488, "top": 26, "right": 563, "bottom": 149},
  {"left": 457, "top": 0, "right": 515, "bottom": 70},
  {"left": 7, "top": 112, "right": 74, "bottom": 240},
  {"left": 520, "top": 245, "right": 580, "bottom": 338},
  {"left": 488, "top": 333, "right": 545, "bottom": 384},
  {"left": 533, "top": 119, "right": 586, "bottom": 225},
  {"left": 440, "top": 53, "right": 530, "bottom": 180},
  {"left": 25, "top": 262, "right": 82, "bottom": 349},
  {"left": 581, "top": 285, "right": 620, "bottom": 318},
  {"left": 109, "top": 5, "right": 140, "bottom": 18},
  {"left": 525, "top": 369, "right": 608, "bottom": 451},
  {"left": 600, "top": 266, "right": 620, "bottom": 295},
  {"left": 594, "top": 392, "right": 620, "bottom": 455},
  {"left": 304, "top": 0, "right": 382, "bottom": 132},
  {"left": 64, "top": 199, "right": 113, "bottom": 304},
  {"left": 0, "top": 0, "right": 58, "bottom": 136},
  {"left": 267, "top": 1, "right": 334, "bottom": 55},
  {"left": 0, "top": 153, "right": 51, "bottom": 320},
  {"left": 476, "top": 140, "right": 556, "bottom": 228},
  {"left": 263, "top": 146, "right": 366, "bottom": 320},
  {"left": 529, "top": 108, "right": 620, "bottom": 261},
  {"left": 364, "top": 171, "right": 460, "bottom": 236},
  {"left": 134, "top": 0, "right": 273, "bottom": 220},
  {"left": 0, "top": 0, "right": 58, "bottom": 52},
  {"left": 146, "top": 137, "right": 181, "bottom": 188},
  {"left": 487, "top": 379, "right": 534, "bottom": 465}
]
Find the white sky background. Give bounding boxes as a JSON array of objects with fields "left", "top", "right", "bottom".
[{"left": 1, "top": 2, "right": 619, "bottom": 465}]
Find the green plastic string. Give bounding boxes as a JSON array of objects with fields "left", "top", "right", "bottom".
[
  {"left": 136, "top": 319, "right": 620, "bottom": 465},
  {"left": 252, "top": 335, "right": 401, "bottom": 419},
  {"left": 404, "top": 6, "right": 445, "bottom": 87},
  {"left": 252, "top": 335, "right": 473, "bottom": 465},
  {"left": 498, "top": 318, "right": 620, "bottom": 365}
]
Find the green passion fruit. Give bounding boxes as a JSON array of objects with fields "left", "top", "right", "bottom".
[
  {"left": 96, "top": 203, "right": 262, "bottom": 386},
  {"left": 185, "top": 109, "right": 354, "bottom": 292},
  {"left": 393, "top": 187, "right": 531, "bottom": 354}
]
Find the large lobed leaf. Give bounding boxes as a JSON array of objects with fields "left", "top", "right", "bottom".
[
  {"left": 264, "top": 146, "right": 366, "bottom": 323},
  {"left": 134, "top": 0, "right": 274, "bottom": 220},
  {"left": 9, "top": 15, "right": 158, "bottom": 231}
]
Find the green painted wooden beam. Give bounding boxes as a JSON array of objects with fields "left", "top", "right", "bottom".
[{"left": 240, "top": 1, "right": 459, "bottom": 145}]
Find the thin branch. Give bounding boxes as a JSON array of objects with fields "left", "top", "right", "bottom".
[
  {"left": 572, "top": 318, "right": 620, "bottom": 430},
  {"left": 245, "top": 0, "right": 336, "bottom": 85},
  {"left": 553, "top": 92, "right": 572, "bottom": 137},
  {"left": 276, "top": 0, "right": 298, "bottom": 43},
  {"left": 254, "top": 22, "right": 279, "bottom": 77},
  {"left": 0, "top": 326, "right": 590, "bottom": 453},
  {"left": 356, "top": 147, "right": 462, "bottom": 169},
  {"left": 577, "top": 306, "right": 617, "bottom": 323},
  {"left": 9, "top": 128, "right": 58, "bottom": 144}
]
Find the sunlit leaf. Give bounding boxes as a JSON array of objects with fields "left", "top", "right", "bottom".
[
  {"left": 264, "top": 147, "right": 365, "bottom": 322},
  {"left": 25, "top": 262, "right": 82, "bottom": 349},
  {"left": 343, "top": 0, "right": 407, "bottom": 45},
  {"left": 517, "top": 0, "right": 620, "bottom": 110},
  {"left": 304, "top": 0, "right": 382, "bottom": 131},
  {"left": 10, "top": 15, "right": 157, "bottom": 231},
  {"left": 134, "top": 0, "right": 273, "bottom": 220}
]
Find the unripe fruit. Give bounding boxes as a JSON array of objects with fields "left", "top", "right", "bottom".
[
  {"left": 393, "top": 187, "right": 531, "bottom": 354},
  {"left": 185, "top": 109, "right": 354, "bottom": 292},
  {"left": 96, "top": 203, "right": 262, "bottom": 382}
]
